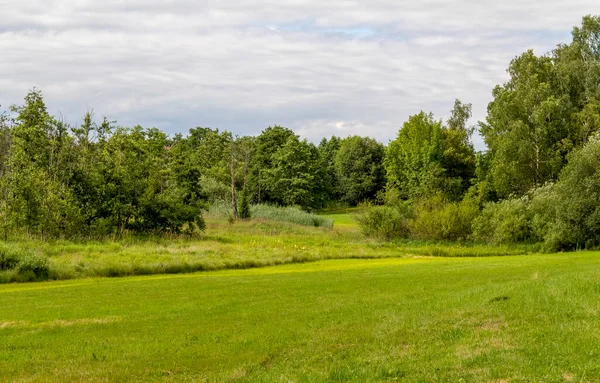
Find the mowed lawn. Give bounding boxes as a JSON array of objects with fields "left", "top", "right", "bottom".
[{"left": 2, "top": 253, "right": 600, "bottom": 382}]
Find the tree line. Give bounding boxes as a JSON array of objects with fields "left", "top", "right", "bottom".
[
  {"left": 0, "top": 91, "right": 387, "bottom": 238},
  {"left": 1, "top": 15, "right": 600, "bottom": 249}
]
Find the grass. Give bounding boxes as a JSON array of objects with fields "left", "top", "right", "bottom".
[
  {"left": 318, "top": 207, "right": 360, "bottom": 230},
  {"left": 0, "top": 212, "right": 538, "bottom": 283},
  {"left": 2, "top": 253, "right": 600, "bottom": 381},
  {"left": 209, "top": 203, "right": 334, "bottom": 228},
  {"left": 0, "top": 210, "right": 540, "bottom": 283}
]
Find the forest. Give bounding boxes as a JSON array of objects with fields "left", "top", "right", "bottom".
[{"left": 1, "top": 16, "right": 600, "bottom": 252}]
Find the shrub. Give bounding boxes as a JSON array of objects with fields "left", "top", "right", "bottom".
[
  {"left": 409, "top": 196, "right": 478, "bottom": 241},
  {"left": 545, "top": 135, "right": 600, "bottom": 250},
  {"left": 238, "top": 189, "right": 251, "bottom": 220},
  {"left": 355, "top": 204, "right": 411, "bottom": 240},
  {"left": 528, "top": 183, "right": 557, "bottom": 242},
  {"left": 472, "top": 197, "right": 532, "bottom": 244},
  {"left": 0, "top": 243, "right": 50, "bottom": 282},
  {"left": 0, "top": 244, "right": 22, "bottom": 270}
]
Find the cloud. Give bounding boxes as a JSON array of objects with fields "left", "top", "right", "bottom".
[{"left": 0, "top": 1, "right": 596, "bottom": 150}]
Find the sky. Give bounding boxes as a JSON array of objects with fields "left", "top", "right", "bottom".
[{"left": 0, "top": 1, "right": 597, "bottom": 150}]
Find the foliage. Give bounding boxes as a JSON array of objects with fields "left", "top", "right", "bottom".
[
  {"left": 250, "top": 204, "right": 333, "bottom": 228},
  {"left": 0, "top": 243, "right": 49, "bottom": 282},
  {"left": 334, "top": 136, "right": 386, "bottom": 205},
  {"left": 545, "top": 134, "right": 600, "bottom": 250},
  {"left": 0, "top": 91, "right": 207, "bottom": 238},
  {"left": 386, "top": 112, "right": 445, "bottom": 199},
  {"left": 480, "top": 15, "right": 600, "bottom": 199},
  {"left": 355, "top": 204, "right": 411, "bottom": 240},
  {"left": 262, "top": 136, "right": 324, "bottom": 209},
  {"left": 238, "top": 189, "right": 251, "bottom": 219},
  {"left": 472, "top": 197, "right": 533, "bottom": 244},
  {"left": 409, "top": 196, "right": 479, "bottom": 241},
  {"left": 386, "top": 102, "right": 475, "bottom": 202},
  {"left": 250, "top": 125, "right": 297, "bottom": 204},
  {"left": 317, "top": 136, "right": 342, "bottom": 201}
]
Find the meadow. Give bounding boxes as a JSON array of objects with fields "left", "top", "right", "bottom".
[
  {"left": 2, "top": 211, "right": 598, "bottom": 382},
  {"left": 0, "top": 210, "right": 537, "bottom": 283},
  {"left": 2, "top": 252, "right": 600, "bottom": 382}
]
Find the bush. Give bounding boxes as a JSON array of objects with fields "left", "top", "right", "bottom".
[
  {"left": 472, "top": 197, "right": 532, "bottom": 244},
  {"left": 0, "top": 244, "right": 22, "bottom": 270},
  {"left": 410, "top": 196, "right": 478, "bottom": 241},
  {"left": 0, "top": 243, "right": 50, "bottom": 282},
  {"left": 17, "top": 254, "right": 50, "bottom": 280},
  {"left": 470, "top": 184, "right": 557, "bottom": 246},
  {"left": 545, "top": 135, "right": 600, "bottom": 250},
  {"left": 238, "top": 189, "right": 251, "bottom": 219},
  {"left": 355, "top": 204, "right": 411, "bottom": 240}
]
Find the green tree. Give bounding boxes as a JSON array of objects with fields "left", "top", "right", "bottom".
[
  {"left": 317, "top": 136, "right": 342, "bottom": 202},
  {"left": 334, "top": 136, "right": 385, "bottom": 205},
  {"left": 385, "top": 112, "right": 446, "bottom": 200},
  {"left": 250, "top": 126, "right": 297, "bottom": 204},
  {"left": 442, "top": 100, "right": 476, "bottom": 200},
  {"left": 263, "top": 136, "right": 320, "bottom": 209},
  {"left": 480, "top": 16, "right": 600, "bottom": 199},
  {"left": 480, "top": 51, "right": 569, "bottom": 198},
  {"left": 546, "top": 134, "right": 600, "bottom": 250},
  {"left": 6, "top": 89, "right": 79, "bottom": 238}
]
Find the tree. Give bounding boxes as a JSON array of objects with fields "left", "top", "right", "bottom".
[
  {"left": 546, "top": 134, "right": 600, "bottom": 250},
  {"left": 442, "top": 100, "right": 476, "bottom": 200},
  {"left": 480, "top": 16, "right": 600, "bottom": 199},
  {"left": 334, "top": 136, "right": 385, "bottom": 205},
  {"left": 317, "top": 136, "right": 342, "bottom": 202},
  {"left": 385, "top": 112, "right": 446, "bottom": 200},
  {"left": 6, "top": 89, "right": 79, "bottom": 238},
  {"left": 480, "top": 51, "right": 569, "bottom": 198},
  {"left": 263, "top": 136, "right": 320, "bottom": 209},
  {"left": 250, "top": 126, "right": 297, "bottom": 203}
]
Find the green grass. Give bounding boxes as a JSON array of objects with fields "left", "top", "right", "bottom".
[
  {"left": 0, "top": 215, "right": 537, "bottom": 283},
  {"left": 209, "top": 203, "right": 334, "bottom": 228},
  {"left": 318, "top": 207, "right": 360, "bottom": 229},
  {"left": 2, "top": 253, "right": 600, "bottom": 381}
]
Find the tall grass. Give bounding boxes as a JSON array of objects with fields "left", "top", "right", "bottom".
[
  {"left": 250, "top": 204, "right": 334, "bottom": 228},
  {"left": 208, "top": 202, "right": 334, "bottom": 229}
]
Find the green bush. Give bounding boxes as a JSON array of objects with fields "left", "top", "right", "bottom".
[
  {"left": 0, "top": 244, "right": 22, "bottom": 270},
  {"left": 545, "top": 135, "right": 600, "bottom": 250},
  {"left": 0, "top": 243, "right": 50, "bottom": 282},
  {"left": 355, "top": 204, "right": 411, "bottom": 240},
  {"left": 409, "top": 196, "right": 479, "bottom": 241},
  {"left": 472, "top": 197, "right": 532, "bottom": 244},
  {"left": 17, "top": 254, "right": 50, "bottom": 280},
  {"left": 238, "top": 190, "right": 251, "bottom": 220}
]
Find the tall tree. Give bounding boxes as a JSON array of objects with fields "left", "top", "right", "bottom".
[
  {"left": 385, "top": 112, "right": 446, "bottom": 200},
  {"left": 250, "top": 125, "right": 296, "bottom": 203},
  {"left": 318, "top": 136, "right": 342, "bottom": 202},
  {"left": 263, "top": 136, "right": 320, "bottom": 209},
  {"left": 334, "top": 136, "right": 385, "bottom": 205},
  {"left": 480, "top": 16, "right": 600, "bottom": 199}
]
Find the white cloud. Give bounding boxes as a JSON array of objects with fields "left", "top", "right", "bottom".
[{"left": 0, "top": 0, "right": 597, "bottom": 150}]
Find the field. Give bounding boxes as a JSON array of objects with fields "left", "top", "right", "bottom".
[
  {"left": 2, "top": 212, "right": 599, "bottom": 382},
  {"left": 1, "top": 210, "right": 537, "bottom": 283}
]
